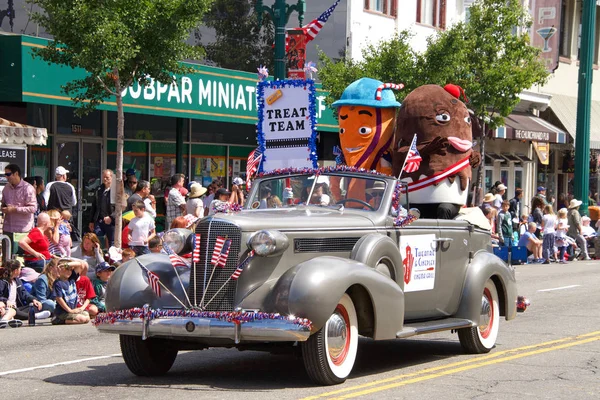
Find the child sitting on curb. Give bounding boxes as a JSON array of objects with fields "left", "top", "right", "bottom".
[
  {"left": 53, "top": 259, "right": 91, "bottom": 325},
  {"left": 91, "top": 262, "right": 115, "bottom": 313}
]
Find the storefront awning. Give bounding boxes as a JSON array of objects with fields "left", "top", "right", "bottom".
[
  {"left": 547, "top": 93, "right": 600, "bottom": 149},
  {"left": 0, "top": 118, "right": 47, "bottom": 146},
  {"left": 495, "top": 112, "right": 569, "bottom": 144}
]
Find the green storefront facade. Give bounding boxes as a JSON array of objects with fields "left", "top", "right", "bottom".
[{"left": 0, "top": 33, "right": 338, "bottom": 232}]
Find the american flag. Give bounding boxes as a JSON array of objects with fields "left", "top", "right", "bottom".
[
  {"left": 303, "top": 0, "right": 340, "bottom": 42},
  {"left": 403, "top": 134, "right": 422, "bottom": 173},
  {"left": 246, "top": 148, "right": 262, "bottom": 187},
  {"left": 138, "top": 262, "right": 161, "bottom": 297},
  {"left": 231, "top": 251, "right": 255, "bottom": 280},
  {"left": 211, "top": 236, "right": 232, "bottom": 268},
  {"left": 163, "top": 243, "right": 190, "bottom": 268},
  {"left": 192, "top": 234, "right": 201, "bottom": 263}
]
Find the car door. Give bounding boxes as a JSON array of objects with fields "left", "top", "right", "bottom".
[
  {"left": 434, "top": 219, "right": 472, "bottom": 315},
  {"left": 389, "top": 218, "right": 444, "bottom": 321}
]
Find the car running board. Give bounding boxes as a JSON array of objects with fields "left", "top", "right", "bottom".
[{"left": 396, "top": 318, "right": 475, "bottom": 338}]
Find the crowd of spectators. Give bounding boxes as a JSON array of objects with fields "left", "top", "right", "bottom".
[
  {"left": 1, "top": 162, "right": 248, "bottom": 328},
  {"left": 483, "top": 182, "right": 597, "bottom": 264}
]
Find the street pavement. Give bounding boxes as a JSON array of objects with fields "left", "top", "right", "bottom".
[{"left": 0, "top": 260, "right": 599, "bottom": 399}]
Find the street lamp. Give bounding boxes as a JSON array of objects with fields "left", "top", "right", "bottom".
[
  {"left": 255, "top": 0, "right": 305, "bottom": 80},
  {"left": 574, "top": 0, "right": 597, "bottom": 215}
]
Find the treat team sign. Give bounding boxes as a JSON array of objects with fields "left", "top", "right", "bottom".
[{"left": 258, "top": 80, "right": 318, "bottom": 172}]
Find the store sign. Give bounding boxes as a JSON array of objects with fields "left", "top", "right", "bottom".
[
  {"left": 515, "top": 129, "right": 550, "bottom": 142},
  {"left": 0, "top": 145, "right": 27, "bottom": 184},
  {"left": 533, "top": 141, "right": 549, "bottom": 165},
  {"left": 0, "top": 35, "right": 338, "bottom": 132},
  {"left": 530, "top": 0, "right": 562, "bottom": 72}
]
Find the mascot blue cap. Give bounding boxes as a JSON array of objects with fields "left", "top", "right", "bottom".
[{"left": 332, "top": 77, "right": 401, "bottom": 109}]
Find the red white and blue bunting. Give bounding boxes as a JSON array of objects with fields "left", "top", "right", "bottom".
[{"left": 93, "top": 307, "right": 312, "bottom": 329}]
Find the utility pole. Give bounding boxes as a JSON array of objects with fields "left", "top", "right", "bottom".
[
  {"left": 255, "top": 0, "right": 305, "bottom": 80},
  {"left": 574, "top": 0, "right": 596, "bottom": 215}
]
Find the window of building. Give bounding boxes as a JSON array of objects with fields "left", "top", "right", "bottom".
[
  {"left": 364, "top": 0, "right": 397, "bottom": 17},
  {"left": 558, "top": 0, "right": 570, "bottom": 58},
  {"left": 416, "top": 0, "right": 446, "bottom": 29}
]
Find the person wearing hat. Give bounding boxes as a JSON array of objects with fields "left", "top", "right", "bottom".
[
  {"left": 536, "top": 186, "right": 547, "bottom": 205},
  {"left": 124, "top": 168, "right": 138, "bottom": 196},
  {"left": 493, "top": 184, "right": 507, "bottom": 210},
  {"left": 209, "top": 188, "right": 232, "bottom": 215},
  {"left": 230, "top": 177, "right": 245, "bottom": 207},
  {"left": 91, "top": 262, "right": 116, "bottom": 313},
  {"left": 186, "top": 183, "right": 207, "bottom": 218},
  {"left": 567, "top": 198, "right": 591, "bottom": 260},
  {"left": 44, "top": 166, "right": 77, "bottom": 213},
  {"left": 366, "top": 181, "right": 386, "bottom": 208}
]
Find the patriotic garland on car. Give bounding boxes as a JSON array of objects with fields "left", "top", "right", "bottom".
[{"left": 93, "top": 307, "right": 312, "bottom": 329}]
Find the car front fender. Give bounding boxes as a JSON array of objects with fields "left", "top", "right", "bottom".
[
  {"left": 267, "top": 256, "right": 404, "bottom": 339},
  {"left": 455, "top": 250, "right": 518, "bottom": 324},
  {"left": 105, "top": 254, "right": 190, "bottom": 311}
]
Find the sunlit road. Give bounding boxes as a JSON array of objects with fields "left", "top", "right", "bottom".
[{"left": 1, "top": 260, "right": 599, "bottom": 400}]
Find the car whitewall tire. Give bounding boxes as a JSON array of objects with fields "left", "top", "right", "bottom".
[
  {"left": 458, "top": 279, "right": 500, "bottom": 353},
  {"left": 302, "top": 293, "right": 359, "bottom": 385}
]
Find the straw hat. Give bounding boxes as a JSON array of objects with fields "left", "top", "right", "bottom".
[
  {"left": 483, "top": 193, "right": 495, "bottom": 203},
  {"left": 568, "top": 199, "right": 583, "bottom": 209},
  {"left": 188, "top": 183, "right": 207, "bottom": 199},
  {"left": 366, "top": 181, "right": 386, "bottom": 194}
]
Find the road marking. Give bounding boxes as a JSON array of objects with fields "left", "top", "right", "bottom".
[
  {"left": 302, "top": 331, "right": 600, "bottom": 400},
  {"left": 0, "top": 354, "right": 122, "bottom": 377},
  {"left": 537, "top": 284, "right": 581, "bottom": 292}
]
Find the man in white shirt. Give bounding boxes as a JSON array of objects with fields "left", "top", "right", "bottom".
[
  {"left": 166, "top": 174, "right": 186, "bottom": 229},
  {"left": 44, "top": 166, "right": 77, "bottom": 213},
  {"left": 493, "top": 184, "right": 506, "bottom": 210}
]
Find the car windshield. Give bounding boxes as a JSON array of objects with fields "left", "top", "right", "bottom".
[{"left": 246, "top": 174, "right": 388, "bottom": 211}]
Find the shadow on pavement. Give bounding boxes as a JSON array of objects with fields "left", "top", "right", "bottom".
[{"left": 43, "top": 336, "right": 464, "bottom": 391}]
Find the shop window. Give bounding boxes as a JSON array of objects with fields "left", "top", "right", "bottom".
[
  {"left": 107, "top": 112, "right": 185, "bottom": 140},
  {"left": 558, "top": 0, "right": 570, "bottom": 58},
  {"left": 57, "top": 106, "right": 102, "bottom": 136},
  {"left": 416, "top": 0, "right": 446, "bottom": 29},
  {"left": 191, "top": 119, "right": 256, "bottom": 146},
  {"left": 364, "top": 0, "right": 397, "bottom": 17},
  {"left": 485, "top": 167, "right": 494, "bottom": 193},
  {"left": 27, "top": 103, "right": 52, "bottom": 130},
  {"left": 106, "top": 140, "right": 149, "bottom": 182},
  {"left": 29, "top": 136, "right": 53, "bottom": 183},
  {"left": 190, "top": 144, "right": 227, "bottom": 188}
]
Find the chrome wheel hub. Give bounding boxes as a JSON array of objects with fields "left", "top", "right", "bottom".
[
  {"left": 327, "top": 313, "right": 347, "bottom": 360},
  {"left": 479, "top": 294, "right": 492, "bottom": 332}
]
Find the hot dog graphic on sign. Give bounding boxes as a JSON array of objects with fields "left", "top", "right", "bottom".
[{"left": 399, "top": 235, "right": 437, "bottom": 292}]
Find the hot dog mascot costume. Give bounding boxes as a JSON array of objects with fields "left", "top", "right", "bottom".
[
  {"left": 393, "top": 84, "right": 481, "bottom": 219},
  {"left": 332, "top": 78, "right": 402, "bottom": 174}
]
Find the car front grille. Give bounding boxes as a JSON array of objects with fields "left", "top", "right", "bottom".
[
  {"left": 294, "top": 237, "right": 360, "bottom": 253},
  {"left": 189, "top": 219, "right": 241, "bottom": 311}
]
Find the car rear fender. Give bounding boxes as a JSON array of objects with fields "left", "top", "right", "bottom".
[
  {"left": 455, "top": 250, "right": 518, "bottom": 324},
  {"left": 268, "top": 256, "right": 404, "bottom": 339},
  {"left": 105, "top": 254, "right": 190, "bottom": 311}
]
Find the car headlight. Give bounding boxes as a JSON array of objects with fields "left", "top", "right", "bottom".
[
  {"left": 162, "top": 228, "right": 192, "bottom": 255},
  {"left": 248, "top": 230, "right": 289, "bottom": 257}
]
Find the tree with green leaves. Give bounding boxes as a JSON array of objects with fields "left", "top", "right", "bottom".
[
  {"left": 29, "top": 0, "right": 214, "bottom": 247},
  {"left": 318, "top": 0, "right": 548, "bottom": 203},
  {"left": 319, "top": 30, "right": 423, "bottom": 110},
  {"left": 422, "top": 0, "right": 548, "bottom": 203},
  {"left": 201, "top": 0, "right": 274, "bottom": 73}
]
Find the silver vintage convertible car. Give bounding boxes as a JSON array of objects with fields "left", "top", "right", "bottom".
[{"left": 96, "top": 167, "right": 518, "bottom": 385}]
